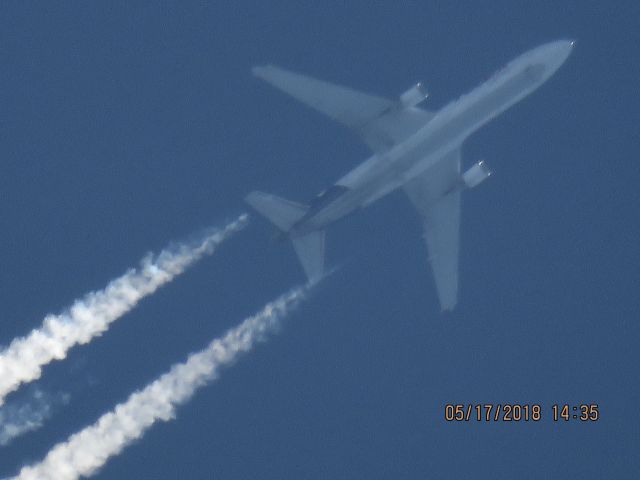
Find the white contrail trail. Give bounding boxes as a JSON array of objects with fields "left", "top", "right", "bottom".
[
  {"left": 0, "top": 389, "right": 70, "bottom": 447},
  {"left": 0, "top": 214, "right": 249, "bottom": 406},
  {"left": 11, "top": 285, "right": 309, "bottom": 480}
]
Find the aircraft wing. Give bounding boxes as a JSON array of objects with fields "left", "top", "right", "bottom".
[
  {"left": 402, "top": 148, "right": 462, "bottom": 311},
  {"left": 252, "top": 65, "right": 434, "bottom": 153}
]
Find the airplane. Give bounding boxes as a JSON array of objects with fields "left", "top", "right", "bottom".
[{"left": 245, "top": 40, "right": 574, "bottom": 311}]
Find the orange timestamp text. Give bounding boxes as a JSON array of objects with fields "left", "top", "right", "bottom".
[{"left": 444, "top": 404, "right": 599, "bottom": 422}]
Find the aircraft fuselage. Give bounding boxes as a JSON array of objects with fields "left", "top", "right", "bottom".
[{"left": 292, "top": 40, "right": 573, "bottom": 236}]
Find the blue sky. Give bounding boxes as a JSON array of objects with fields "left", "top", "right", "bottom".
[{"left": 0, "top": 1, "right": 638, "bottom": 478}]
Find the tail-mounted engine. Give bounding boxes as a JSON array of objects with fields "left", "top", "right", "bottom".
[
  {"left": 399, "top": 83, "right": 428, "bottom": 108},
  {"left": 462, "top": 160, "right": 492, "bottom": 188}
]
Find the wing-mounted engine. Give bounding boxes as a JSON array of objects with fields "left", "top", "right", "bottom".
[
  {"left": 399, "top": 83, "right": 429, "bottom": 108},
  {"left": 462, "top": 160, "right": 492, "bottom": 188}
]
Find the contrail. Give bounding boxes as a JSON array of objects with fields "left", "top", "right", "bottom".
[
  {"left": 0, "top": 214, "right": 249, "bottom": 406},
  {"left": 0, "top": 388, "right": 70, "bottom": 447},
  {"left": 11, "top": 284, "right": 309, "bottom": 480}
]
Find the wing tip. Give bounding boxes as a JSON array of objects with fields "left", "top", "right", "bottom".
[
  {"left": 437, "top": 289, "right": 458, "bottom": 313},
  {"left": 439, "top": 294, "right": 458, "bottom": 313},
  {"left": 251, "top": 64, "right": 275, "bottom": 78},
  {"left": 243, "top": 190, "right": 263, "bottom": 208},
  {"left": 440, "top": 303, "right": 457, "bottom": 313}
]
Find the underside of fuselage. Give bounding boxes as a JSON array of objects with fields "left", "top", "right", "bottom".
[
  {"left": 245, "top": 39, "right": 574, "bottom": 309},
  {"left": 297, "top": 60, "right": 551, "bottom": 233}
]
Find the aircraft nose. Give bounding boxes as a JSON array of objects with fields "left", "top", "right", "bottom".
[
  {"left": 554, "top": 39, "right": 574, "bottom": 61},
  {"left": 561, "top": 39, "right": 575, "bottom": 56},
  {"left": 539, "top": 39, "right": 574, "bottom": 76}
]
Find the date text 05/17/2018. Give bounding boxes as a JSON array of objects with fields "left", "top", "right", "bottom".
[{"left": 444, "top": 404, "right": 599, "bottom": 422}]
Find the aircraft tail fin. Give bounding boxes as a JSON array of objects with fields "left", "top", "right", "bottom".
[{"left": 244, "top": 191, "right": 325, "bottom": 281}]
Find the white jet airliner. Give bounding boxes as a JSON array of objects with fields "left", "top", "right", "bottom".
[{"left": 245, "top": 40, "right": 574, "bottom": 311}]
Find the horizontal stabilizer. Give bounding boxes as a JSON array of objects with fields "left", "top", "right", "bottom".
[
  {"left": 244, "top": 191, "right": 325, "bottom": 281},
  {"left": 291, "top": 230, "right": 325, "bottom": 281},
  {"left": 244, "top": 191, "right": 307, "bottom": 232}
]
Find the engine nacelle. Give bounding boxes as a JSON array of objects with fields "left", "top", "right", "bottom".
[
  {"left": 399, "top": 82, "right": 428, "bottom": 108},
  {"left": 462, "top": 160, "right": 492, "bottom": 188}
]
